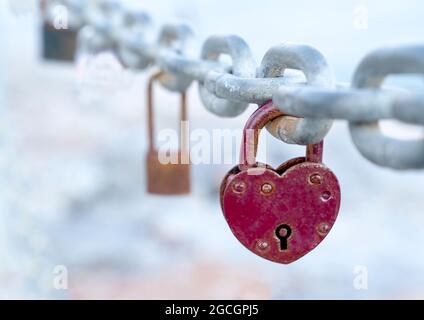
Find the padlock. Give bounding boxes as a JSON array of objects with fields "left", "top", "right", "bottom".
[
  {"left": 40, "top": 0, "right": 79, "bottom": 62},
  {"left": 146, "top": 72, "right": 191, "bottom": 195},
  {"left": 220, "top": 101, "right": 341, "bottom": 264},
  {"left": 42, "top": 22, "right": 78, "bottom": 62}
]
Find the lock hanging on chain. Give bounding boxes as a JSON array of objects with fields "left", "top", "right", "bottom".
[
  {"left": 220, "top": 101, "right": 341, "bottom": 264},
  {"left": 145, "top": 71, "right": 191, "bottom": 195},
  {"left": 41, "top": 0, "right": 79, "bottom": 62}
]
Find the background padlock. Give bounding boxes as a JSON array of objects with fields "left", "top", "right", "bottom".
[
  {"left": 40, "top": 0, "right": 80, "bottom": 62},
  {"left": 146, "top": 72, "right": 190, "bottom": 195},
  {"left": 42, "top": 23, "right": 78, "bottom": 62},
  {"left": 220, "top": 101, "right": 341, "bottom": 264}
]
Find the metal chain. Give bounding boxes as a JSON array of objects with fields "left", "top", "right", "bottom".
[
  {"left": 274, "top": 45, "right": 424, "bottom": 169},
  {"left": 49, "top": 0, "right": 424, "bottom": 170}
]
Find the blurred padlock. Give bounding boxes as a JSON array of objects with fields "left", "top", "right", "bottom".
[
  {"left": 42, "top": 23, "right": 78, "bottom": 61},
  {"left": 40, "top": 0, "right": 79, "bottom": 61},
  {"left": 146, "top": 72, "right": 191, "bottom": 195}
]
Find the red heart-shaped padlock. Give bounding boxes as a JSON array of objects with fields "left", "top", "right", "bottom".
[{"left": 220, "top": 102, "right": 341, "bottom": 264}]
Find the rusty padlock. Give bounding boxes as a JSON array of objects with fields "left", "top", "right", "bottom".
[
  {"left": 220, "top": 101, "right": 341, "bottom": 264},
  {"left": 146, "top": 72, "right": 190, "bottom": 195}
]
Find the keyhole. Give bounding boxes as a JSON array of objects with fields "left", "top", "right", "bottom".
[{"left": 275, "top": 224, "right": 292, "bottom": 251}]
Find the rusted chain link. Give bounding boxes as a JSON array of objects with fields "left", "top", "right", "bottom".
[{"left": 49, "top": 0, "right": 424, "bottom": 170}]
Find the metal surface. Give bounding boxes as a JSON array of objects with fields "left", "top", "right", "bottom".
[
  {"left": 157, "top": 53, "right": 230, "bottom": 83},
  {"left": 156, "top": 22, "right": 195, "bottom": 92},
  {"left": 42, "top": 23, "right": 78, "bottom": 61},
  {"left": 349, "top": 45, "right": 424, "bottom": 169},
  {"left": 76, "top": 24, "right": 108, "bottom": 57},
  {"left": 259, "top": 43, "right": 335, "bottom": 145},
  {"left": 41, "top": 1, "right": 81, "bottom": 61},
  {"left": 198, "top": 35, "right": 256, "bottom": 117},
  {"left": 146, "top": 72, "right": 190, "bottom": 195},
  {"left": 220, "top": 101, "right": 341, "bottom": 264},
  {"left": 115, "top": 10, "right": 152, "bottom": 69},
  {"left": 274, "top": 87, "right": 396, "bottom": 121},
  {"left": 204, "top": 71, "right": 305, "bottom": 104},
  {"left": 76, "top": 0, "right": 125, "bottom": 58},
  {"left": 51, "top": 0, "right": 424, "bottom": 170}
]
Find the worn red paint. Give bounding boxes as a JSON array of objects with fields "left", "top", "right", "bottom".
[{"left": 220, "top": 101, "right": 341, "bottom": 264}]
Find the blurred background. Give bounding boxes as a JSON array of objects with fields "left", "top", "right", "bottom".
[{"left": 1, "top": 0, "right": 424, "bottom": 299}]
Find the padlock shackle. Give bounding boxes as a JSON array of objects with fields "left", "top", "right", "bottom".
[
  {"left": 239, "top": 101, "right": 323, "bottom": 167},
  {"left": 147, "top": 71, "right": 188, "bottom": 153},
  {"left": 306, "top": 142, "right": 324, "bottom": 163}
]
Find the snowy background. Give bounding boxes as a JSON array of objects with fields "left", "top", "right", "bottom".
[{"left": 1, "top": 0, "right": 424, "bottom": 299}]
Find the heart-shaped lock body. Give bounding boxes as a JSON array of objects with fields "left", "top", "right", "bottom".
[{"left": 220, "top": 101, "right": 341, "bottom": 264}]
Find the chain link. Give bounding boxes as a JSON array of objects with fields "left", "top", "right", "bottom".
[
  {"left": 199, "top": 35, "right": 257, "bottom": 117},
  {"left": 273, "top": 45, "right": 424, "bottom": 169},
  {"left": 260, "top": 43, "right": 335, "bottom": 145},
  {"left": 349, "top": 45, "right": 424, "bottom": 169},
  {"left": 49, "top": 0, "right": 424, "bottom": 170}
]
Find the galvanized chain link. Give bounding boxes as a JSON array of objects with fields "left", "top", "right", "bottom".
[
  {"left": 199, "top": 35, "right": 256, "bottom": 117},
  {"left": 259, "top": 43, "right": 335, "bottom": 145},
  {"left": 49, "top": 0, "right": 424, "bottom": 170},
  {"left": 274, "top": 45, "right": 424, "bottom": 169}
]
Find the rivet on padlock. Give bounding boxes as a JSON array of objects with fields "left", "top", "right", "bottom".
[
  {"left": 146, "top": 72, "right": 191, "bottom": 195},
  {"left": 220, "top": 101, "right": 341, "bottom": 264}
]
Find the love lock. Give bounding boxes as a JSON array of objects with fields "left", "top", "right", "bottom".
[
  {"left": 220, "top": 101, "right": 341, "bottom": 264},
  {"left": 145, "top": 71, "right": 190, "bottom": 195}
]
